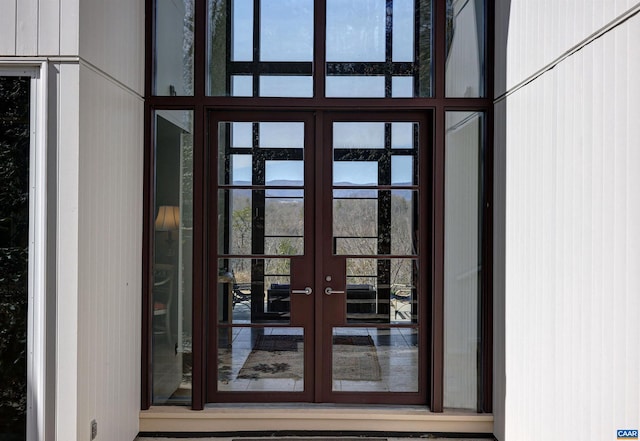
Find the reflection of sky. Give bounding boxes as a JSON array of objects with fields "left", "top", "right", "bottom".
[
  {"left": 234, "top": 0, "right": 408, "bottom": 62},
  {"left": 261, "top": 0, "right": 313, "bottom": 61},
  {"left": 334, "top": 123, "right": 385, "bottom": 148},
  {"left": 334, "top": 161, "right": 378, "bottom": 185},
  {"left": 266, "top": 160, "right": 304, "bottom": 184},
  {"left": 229, "top": 0, "right": 416, "bottom": 98},
  {"left": 259, "top": 122, "right": 305, "bottom": 147},
  {"left": 334, "top": 157, "right": 413, "bottom": 185},
  {"left": 326, "top": 0, "right": 385, "bottom": 61},
  {"left": 231, "top": 0, "right": 253, "bottom": 60},
  {"left": 232, "top": 156, "right": 305, "bottom": 184}
]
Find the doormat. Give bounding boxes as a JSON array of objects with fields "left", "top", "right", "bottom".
[
  {"left": 220, "top": 334, "right": 383, "bottom": 382},
  {"left": 236, "top": 335, "right": 304, "bottom": 380},
  {"left": 254, "top": 334, "right": 304, "bottom": 352},
  {"left": 332, "top": 335, "right": 382, "bottom": 381}
]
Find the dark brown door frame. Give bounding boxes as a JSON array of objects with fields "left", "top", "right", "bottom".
[
  {"left": 202, "top": 109, "right": 431, "bottom": 405},
  {"left": 142, "top": 109, "right": 492, "bottom": 412},
  {"left": 205, "top": 110, "right": 317, "bottom": 403},
  {"left": 142, "top": 0, "right": 494, "bottom": 413},
  {"left": 317, "top": 111, "right": 431, "bottom": 405}
]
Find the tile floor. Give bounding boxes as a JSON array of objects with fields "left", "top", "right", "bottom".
[{"left": 216, "top": 327, "right": 419, "bottom": 393}]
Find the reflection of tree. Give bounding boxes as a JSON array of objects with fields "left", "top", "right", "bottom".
[
  {"left": 265, "top": 199, "right": 303, "bottom": 237},
  {"left": 232, "top": 205, "right": 251, "bottom": 251},
  {"left": 0, "top": 76, "right": 29, "bottom": 436},
  {"left": 270, "top": 239, "right": 296, "bottom": 277},
  {"left": 182, "top": 0, "right": 194, "bottom": 95},
  {"left": 419, "top": 0, "right": 433, "bottom": 96},
  {"left": 208, "top": 0, "right": 227, "bottom": 95},
  {"left": 229, "top": 192, "right": 414, "bottom": 287}
]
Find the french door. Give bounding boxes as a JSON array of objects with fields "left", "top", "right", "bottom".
[{"left": 207, "top": 110, "right": 430, "bottom": 404}]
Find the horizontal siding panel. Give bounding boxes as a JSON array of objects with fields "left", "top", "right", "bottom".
[{"left": 502, "top": 0, "right": 640, "bottom": 93}]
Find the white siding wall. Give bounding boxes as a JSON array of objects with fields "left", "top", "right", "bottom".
[
  {"left": 79, "top": 0, "right": 145, "bottom": 93},
  {"left": 73, "top": 2, "right": 144, "bottom": 440},
  {"left": 0, "top": 0, "right": 79, "bottom": 56},
  {"left": 497, "top": 0, "right": 640, "bottom": 95},
  {"left": 2, "top": 0, "right": 145, "bottom": 439},
  {"left": 55, "top": 61, "right": 81, "bottom": 441},
  {"left": 76, "top": 63, "right": 143, "bottom": 441},
  {"left": 495, "top": 3, "right": 640, "bottom": 440}
]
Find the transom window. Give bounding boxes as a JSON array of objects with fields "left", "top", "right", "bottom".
[{"left": 206, "top": 0, "right": 432, "bottom": 97}]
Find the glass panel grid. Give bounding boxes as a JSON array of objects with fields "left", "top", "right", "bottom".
[
  {"left": 332, "top": 121, "right": 419, "bottom": 257},
  {"left": 218, "top": 257, "right": 295, "bottom": 324},
  {"left": 344, "top": 258, "right": 419, "bottom": 324},
  {"left": 205, "top": 0, "right": 444, "bottom": 97},
  {"left": 208, "top": 0, "right": 314, "bottom": 97},
  {"left": 325, "top": 0, "right": 433, "bottom": 97}
]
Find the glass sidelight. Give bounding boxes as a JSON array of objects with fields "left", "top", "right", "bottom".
[{"left": 151, "top": 110, "right": 194, "bottom": 404}]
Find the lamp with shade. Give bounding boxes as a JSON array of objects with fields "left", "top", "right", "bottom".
[{"left": 155, "top": 205, "right": 180, "bottom": 247}]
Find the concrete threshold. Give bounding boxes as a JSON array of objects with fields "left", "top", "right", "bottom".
[
  {"left": 139, "top": 405, "right": 494, "bottom": 436},
  {"left": 137, "top": 434, "right": 494, "bottom": 441}
]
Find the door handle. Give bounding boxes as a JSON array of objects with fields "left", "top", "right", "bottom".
[
  {"left": 324, "top": 287, "right": 345, "bottom": 295},
  {"left": 291, "top": 287, "right": 313, "bottom": 295}
]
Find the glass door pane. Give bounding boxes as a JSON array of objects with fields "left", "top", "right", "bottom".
[
  {"left": 332, "top": 327, "right": 418, "bottom": 392},
  {"left": 331, "top": 120, "right": 419, "bottom": 325},
  {"left": 324, "top": 115, "right": 426, "bottom": 402},
  {"left": 212, "top": 114, "right": 313, "bottom": 398}
]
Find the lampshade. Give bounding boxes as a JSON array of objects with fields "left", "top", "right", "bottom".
[{"left": 155, "top": 205, "right": 180, "bottom": 231}]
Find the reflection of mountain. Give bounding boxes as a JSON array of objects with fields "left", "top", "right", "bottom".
[
  {"left": 231, "top": 180, "right": 303, "bottom": 199},
  {"left": 230, "top": 180, "right": 413, "bottom": 200},
  {"left": 233, "top": 180, "right": 303, "bottom": 186}
]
